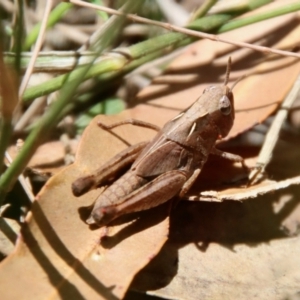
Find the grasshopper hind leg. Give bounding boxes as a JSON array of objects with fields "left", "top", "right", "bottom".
[{"left": 87, "top": 170, "right": 188, "bottom": 227}]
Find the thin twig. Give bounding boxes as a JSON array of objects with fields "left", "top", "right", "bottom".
[
  {"left": 248, "top": 73, "right": 300, "bottom": 184},
  {"left": 69, "top": 0, "right": 300, "bottom": 59},
  {"left": 14, "top": 96, "right": 47, "bottom": 131},
  {"left": 18, "top": 0, "right": 53, "bottom": 98},
  {"left": 188, "top": 175, "right": 300, "bottom": 202}
]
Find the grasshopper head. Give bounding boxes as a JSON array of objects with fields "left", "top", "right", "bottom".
[{"left": 195, "top": 73, "right": 234, "bottom": 140}]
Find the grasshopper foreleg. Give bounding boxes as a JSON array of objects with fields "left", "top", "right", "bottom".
[
  {"left": 98, "top": 118, "right": 161, "bottom": 132},
  {"left": 210, "top": 147, "right": 247, "bottom": 169}
]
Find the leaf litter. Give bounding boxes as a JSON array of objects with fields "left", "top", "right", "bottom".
[
  {"left": 1, "top": 1, "right": 300, "bottom": 299},
  {"left": 0, "top": 113, "right": 169, "bottom": 300}
]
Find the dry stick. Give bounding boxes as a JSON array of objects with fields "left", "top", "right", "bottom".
[
  {"left": 15, "top": 0, "right": 53, "bottom": 131},
  {"left": 249, "top": 73, "right": 300, "bottom": 184},
  {"left": 14, "top": 97, "right": 46, "bottom": 132},
  {"left": 18, "top": 0, "right": 53, "bottom": 98},
  {"left": 69, "top": 0, "right": 300, "bottom": 59},
  {"left": 192, "top": 174, "right": 300, "bottom": 202}
]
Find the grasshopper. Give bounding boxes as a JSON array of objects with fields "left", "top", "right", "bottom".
[{"left": 72, "top": 58, "right": 246, "bottom": 227}]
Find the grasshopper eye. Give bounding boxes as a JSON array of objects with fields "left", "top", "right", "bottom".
[{"left": 219, "top": 95, "right": 231, "bottom": 115}]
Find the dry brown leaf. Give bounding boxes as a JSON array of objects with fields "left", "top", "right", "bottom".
[
  {"left": 55, "top": 109, "right": 300, "bottom": 300},
  {"left": 50, "top": 12, "right": 300, "bottom": 296},
  {"left": 8, "top": 140, "right": 78, "bottom": 175},
  {"left": 0, "top": 113, "right": 169, "bottom": 300},
  {"left": 172, "top": 0, "right": 300, "bottom": 69},
  {"left": 133, "top": 3, "right": 300, "bottom": 139}
]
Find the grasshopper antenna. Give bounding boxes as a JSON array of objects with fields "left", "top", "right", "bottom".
[
  {"left": 230, "top": 74, "right": 247, "bottom": 91},
  {"left": 224, "top": 57, "right": 232, "bottom": 86},
  {"left": 224, "top": 56, "right": 246, "bottom": 91}
]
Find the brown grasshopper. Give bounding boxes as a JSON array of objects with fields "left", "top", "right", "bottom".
[{"left": 72, "top": 58, "right": 246, "bottom": 227}]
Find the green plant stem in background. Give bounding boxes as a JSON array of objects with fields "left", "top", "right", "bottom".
[
  {"left": 12, "top": 0, "right": 24, "bottom": 75},
  {"left": 187, "top": 13, "right": 233, "bottom": 31},
  {"left": 19, "top": 0, "right": 300, "bottom": 103},
  {"left": 219, "top": 1, "right": 300, "bottom": 33},
  {"left": 22, "top": 56, "right": 127, "bottom": 102},
  {"left": 23, "top": 2, "right": 73, "bottom": 51},
  {"left": 191, "top": 0, "right": 218, "bottom": 20},
  {"left": 19, "top": 26, "right": 205, "bottom": 102},
  {"left": 249, "top": 0, "right": 274, "bottom": 10},
  {"left": 45, "top": 47, "right": 167, "bottom": 128},
  {"left": 2, "top": 0, "right": 290, "bottom": 75},
  {"left": 4, "top": 51, "right": 100, "bottom": 72},
  {"left": 0, "top": 0, "right": 142, "bottom": 202},
  {"left": 208, "top": 0, "right": 272, "bottom": 14},
  {"left": 91, "top": 0, "right": 109, "bottom": 20},
  {"left": 22, "top": 31, "right": 186, "bottom": 102}
]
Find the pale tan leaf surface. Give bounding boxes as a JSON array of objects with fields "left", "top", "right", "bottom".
[
  {"left": 131, "top": 187, "right": 300, "bottom": 300},
  {"left": 0, "top": 113, "right": 168, "bottom": 300},
  {"left": 8, "top": 140, "right": 78, "bottom": 175},
  {"left": 0, "top": 218, "right": 20, "bottom": 257}
]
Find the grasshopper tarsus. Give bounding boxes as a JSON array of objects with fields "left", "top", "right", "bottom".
[{"left": 247, "top": 163, "right": 267, "bottom": 186}]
